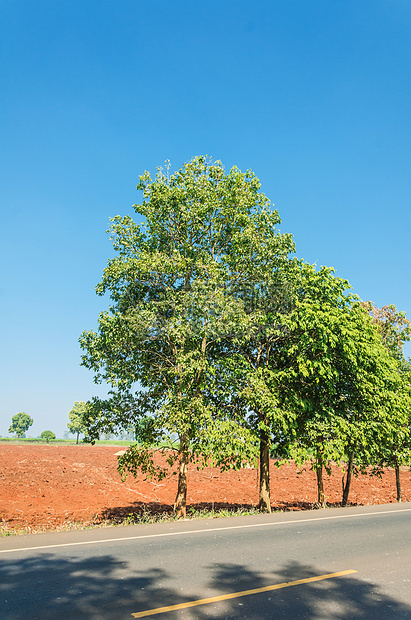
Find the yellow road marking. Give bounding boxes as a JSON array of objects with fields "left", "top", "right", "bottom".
[{"left": 131, "top": 569, "right": 357, "bottom": 618}]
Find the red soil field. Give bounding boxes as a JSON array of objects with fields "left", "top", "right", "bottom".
[{"left": 1, "top": 444, "right": 410, "bottom": 531}]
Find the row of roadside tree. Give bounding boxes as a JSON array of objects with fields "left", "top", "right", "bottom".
[{"left": 79, "top": 156, "right": 411, "bottom": 516}]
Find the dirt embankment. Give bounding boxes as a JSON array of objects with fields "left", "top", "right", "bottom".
[{"left": 1, "top": 444, "right": 410, "bottom": 530}]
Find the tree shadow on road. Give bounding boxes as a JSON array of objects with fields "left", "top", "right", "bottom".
[
  {"left": 0, "top": 552, "right": 189, "bottom": 620},
  {"left": 193, "top": 560, "right": 411, "bottom": 619},
  {"left": 1, "top": 553, "right": 410, "bottom": 619}
]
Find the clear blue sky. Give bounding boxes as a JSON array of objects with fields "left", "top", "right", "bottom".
[{"left": 1, "top": 0, "right": 410, "bottom": 438}]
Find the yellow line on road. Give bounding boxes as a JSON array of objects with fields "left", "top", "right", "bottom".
[{"left": 131, "top": 569, "right": 357, "bottom": 618}]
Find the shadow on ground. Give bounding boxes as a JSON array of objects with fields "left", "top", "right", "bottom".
[
  {"left": 97, "top": 501, "right": 259, "bottom": 524},
  {"left": 274, "top": 500, "right": 362, "bottom": 511},
  {"left": 1, "top": 553, "right": 410, "bottom": 619},
  {"left": 195, "top": 561, "right": 411, "bottom": 619},
  {"left": 97, "top": 500, "right": 367, "bottom": 524}
]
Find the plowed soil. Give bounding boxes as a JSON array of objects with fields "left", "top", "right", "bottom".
[{"left": 1, "top": 444, "right": 410, "bottom": 531}]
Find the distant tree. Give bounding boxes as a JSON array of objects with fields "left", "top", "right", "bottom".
[
  {"left": 67, "top": 401, "right": 87, "bottom": 444},
  {"left": 361, "top": 302, "right": 411, "bottom": 359},
  {"left": 8, "top": 412, "right": 33, "bottom": 438},
  {"left": 40, "top": 430, "right": 56, "bottom": 444}
]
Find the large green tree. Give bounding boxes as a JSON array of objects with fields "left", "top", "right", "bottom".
[
  {"left": 80, "top": 156, "right": 294, "bottom": 516},
  {"left": 8, "top": 412, "right": 33, "bottom": 438}
]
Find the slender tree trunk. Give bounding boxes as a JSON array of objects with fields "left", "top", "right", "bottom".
[
  {"left": 315, "top": 447, "right": 326, "bottom": 508},
  {"left": 394, "top": 456, "right": 402, "bottom": 503},
  {"left": 258, "top": 430, "right": 271, "bottom": 512},
  {"left": 174, "top": 435, "right": 189, "bottom": 517},
  {"left": 342, "top": 450, "right": 354, "bottom": 506},
  {"left": 76, "top": 431, "right": 79, "bottom": 445}
]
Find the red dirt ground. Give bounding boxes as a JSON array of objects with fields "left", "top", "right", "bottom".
[{"left": 1, "top": 444, "right": 410, "bottom": 531}]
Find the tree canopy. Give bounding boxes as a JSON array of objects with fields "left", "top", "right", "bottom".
[
  {"left": 67, "top": 401, "right": 88, "bottom": 444},
  {"left": 277, "top": 291, "right": 408, "bottom": 506},
  {"left": 80, "top": 155, "right": 411, "bottom": 514},
  {"left": 360, "top": 302, "right": 411, "bottom": 360},
  {"left": 359, "top": 303, "right": 411, "bottom": 501},
  {"left": 8, "top": 412, "right": 33, "bottom": 438},
  {"left": 80, "top": 156, "right": 294, "bottom": 515},
  {"left": 40, "top": 430, "right": 56, "bottom": 443}
]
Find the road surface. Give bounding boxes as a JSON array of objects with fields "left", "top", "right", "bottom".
[{"left": 1, "top": 503, "right": 411, "bottom": 618}]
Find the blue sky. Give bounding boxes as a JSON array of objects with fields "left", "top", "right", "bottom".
[{"left": 1, "top": 0, "right": 410, "bottom": 437}]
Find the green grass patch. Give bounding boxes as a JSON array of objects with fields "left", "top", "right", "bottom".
[
  {"left": 0, "top": 504, "right": 264, "bottom": 537},
  {"left": 0, "top": 438, "right": 137, "bottom": 446}
]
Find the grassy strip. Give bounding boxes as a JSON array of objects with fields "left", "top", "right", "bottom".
[{"left": 0, "top": 505, "right": 262, "bottom": 537}]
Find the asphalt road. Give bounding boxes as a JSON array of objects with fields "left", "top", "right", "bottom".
[{"left": 1, "top": 503, "right": 411, "bottom": 619}]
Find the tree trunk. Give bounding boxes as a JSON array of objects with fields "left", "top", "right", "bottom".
[
  {"left": 315, "top": 448, "right": 326, "bottom": 508},
  {"left": 394, "top": 456, "right": 402, "bottom": 503},
  {"left": 342, "top": 450, "right": 354, "bottom": 506},
  {"left": 258, "top": 431, "right": 271, "bottom": 512},
  {"left": 76, "top": 431, "right": 79, "bottom": 445},
  {"left": 174, "top": 436, "right": 188, "bottom": 517}
]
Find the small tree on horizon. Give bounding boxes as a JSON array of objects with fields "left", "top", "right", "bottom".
[
  {"left": 8, "top": 412, "right": 33, "bottom": 438},
  {"left": 40, "top": 430, "right": 56, "bottom": 444},
  {"left": 67, "top": 402, "right": 88, "bottom": 444}
]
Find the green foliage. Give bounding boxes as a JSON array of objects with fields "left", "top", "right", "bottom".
[
  {"left": 79, "top": 154, "right": 411, "bottom": 512},
  {"left": 361, "top": 302, "right": 411, "bottom": 360},
  {"left": 40, "top": 430, "right": 56, "bottom": 443},
  {"left": 373, "top": 358, "right": 411, "bottom": 471},
  {"left": 210, "top": 261, "right": 358, "bottom": 508},
  {"left": 270, "top": 271, "right": 411, "bottom": 504},
  {"left": 359, "top": 302, "right": 411, "bottom": 496},
  {"left": 8, "top": 412, "right": 33, "bottom": 438},
  {"left": 67, "top": 401, "right": 88, "bottom": 443},
  {"left": 80, "top": 156, "right": 294, "bottom": 513}
]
